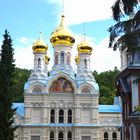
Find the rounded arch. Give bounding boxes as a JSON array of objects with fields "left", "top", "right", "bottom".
[
  {"left": 81, "top": 88, "right": 90, "bottom": 94},
  {"left": 50, "top": 109, "right": 55, "bottom": 123},
  {"left": 60, "top": 51, "right": 65, "bottom": 64},
  {"left": 54, "top": 52, "right": 58, "bottom": 65},
  {"left": 67, "top": 52, "right": 71, "bottom": 65},
  {"left": 50, "top": 77, "right": 74, "bottom": 93},
  {"left": 68, "top": 109, "right": 72, "bottom": 123},
  {"left": 39, "top": 74, "right": 46, "bottom": 79},
  {"left": 50, "top": 131, "right": 54, "bottom": 140},
  {"left": 32, "top": 87, "right": 42, "bottom": 93},
  {"left": 46, "top": 73, "right": 77, "bottom": 93},
  {"left": 104, "top": 132, "right": 108, "bottom": 140},
  {"left": 59, "top": 109, "right": 64, "bottom": 123},
  {"left": 78, "top": 82, "right": 97, "bottom": 94},
  {"left": 58, "top": 132, "right": 63, "bottom": 140},
  {"left": 67, "top": 132, "right": 72, "bottom": 140},
  {"left": 38, "top": 57, "right": 41, "bottom": 67},
  {"left": 30, "top": 74, "right": 38, "bottom": 79},
  {"left": 112, "top": 132, "right": 117, "bottom": 140},
  {"left": 29, "top": 82, "right": 45, "bottom": 93}
]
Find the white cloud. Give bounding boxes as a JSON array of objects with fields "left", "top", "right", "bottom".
[
  {"left": 91, "top": 37, "right": 120, "bottom": 72},
  {"left": 48, "top": 0, "right": 116, "bottom": 25},
  {"left": 71, "top": 35, "right": 120, "bottom": 73},
  {"left": 18, "top": 37, "right": 35, "bottom": 45},
  {"left": 18, "top": 37, "right": 30, "bottom": 45},
  {"left": 14, "top": 45, "right": 34, "bottom": 69}
]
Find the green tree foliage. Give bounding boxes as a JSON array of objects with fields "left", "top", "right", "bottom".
[
  {"left": 93, "top": 67, "right": 120, "bottom": 104},
  {"left": 108, "top": 1, "right": 140, "bottom": 105},
  {"left": 112, "top": 0, "right": 139, "bottom": 22},
  {"left": 0, "top": 30, "right": 16, "bottom": 140},
  {"left": 109, "top": 0, "right": 140, "bottom": 96},
  {"left": 109, "top": 0, "right": 140, "bottom": 51},
  {"left": 109, "top": 11, "right": 140, "bottom": 51},
  {"left": 12, "top": 68, "right": 30, "bottom": 102}
]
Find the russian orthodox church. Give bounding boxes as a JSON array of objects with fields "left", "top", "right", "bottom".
[{"left": 13, "top": 15, "right": 122, "bottom": 140}]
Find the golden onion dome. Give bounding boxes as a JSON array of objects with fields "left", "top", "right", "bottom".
[
  {"left": 50, "top": 15, "right": 75, "bottom": 47},
  {"left": 75, "top": 55, "right": 80, "bottom": 64},
  {"left": 77, "top": 38, "right": 93, "bottom": 54},
  {"left": 45, "top": 55, "right": 50, "bottom": 64},
  {"left": 32, "top": 32, "right": 48, "bottom": 53}
]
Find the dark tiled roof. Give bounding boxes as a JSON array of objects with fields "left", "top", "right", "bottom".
[{"left": 119, "top": 78, "right": 131, "bottom": 93}]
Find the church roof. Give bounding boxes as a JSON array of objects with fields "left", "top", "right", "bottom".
[
  {"left": 119, "top": 78, "right": 131, "bottom": 93},
  {"left": 13, "top": 103, "right": 121, "bottom": 118},
  {"left": 99, "top": 105, "right": 122, "bottom": 113},
  {"left": 13, "top": 103, "right": 24, "bottom": 118},
  {"left": 50, "top": 15, "right": 75, "bottom": 46}
]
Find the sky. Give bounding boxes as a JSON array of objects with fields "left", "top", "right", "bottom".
[{"left": 0, "top": 0, "right": 121, "bottom": 73}]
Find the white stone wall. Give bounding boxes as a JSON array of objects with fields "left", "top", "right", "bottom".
[{"left": 14, "top": 91, "right": 121, "bottom": 140}]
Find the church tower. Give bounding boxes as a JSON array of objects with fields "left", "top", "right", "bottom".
[
  {"left": 29, "top": 32, "right": 50, "bottom": 81},
  {"left": 75, "top": 37, "right": 95, "bottom": 81},
  {"left": 50, "top": 15, "right": 75, "bottom": 76}
]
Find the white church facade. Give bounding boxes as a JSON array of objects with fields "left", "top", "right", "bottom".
[{"left": 13, "top": 15, "right": 122, "bottom": 140}]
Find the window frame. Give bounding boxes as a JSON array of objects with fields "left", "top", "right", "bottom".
[
  {"left": 104, "top": 132, "right": 108, "bottom": 140},
  {"left": 59, "top": 109, "right": 64, "bottom": 123},
  {"left": 58, "top": 132, "right": 63, "bottom": 140},
  {"left": 68, "top": 109, "right": 72, "bottom": 123},
  {"left": 50, "top": 109, "right": 55, "bottom": 123},
  {"left": 50, "top": 131, "right": 54, "bottom": 140}
]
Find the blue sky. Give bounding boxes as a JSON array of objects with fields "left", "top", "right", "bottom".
[{"left": 0, "top": 0, "right": 120, "bottom": 73}]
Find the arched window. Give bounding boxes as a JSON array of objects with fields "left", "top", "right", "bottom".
[
  {"left": 50, "top": 109, "right": 55, "bottom": 123},
  {"left": 81, "top": 88, "right": 90, "bottom": 94},
  {"left": 33, "top": 87, "right": 42, "bottom": 93},
  {"left": 58, "top": 132, "right": 63, "bottom": 140},
  {"left": 84, "top": 59, "right": 87, "bottom": 68},
  {"left": 59, "top": 109, "right": 64, "bottom": 123},
  {"left": 104, "top": 132, "right": 108, "bottom": 140},
  {"left": 55, "top": 52, "right": 58, "bottom": 65},
  {"left": 68, "top": 132, "right": 72, "bottom": 140},
  {"left": 112, "top": 132, "right": 117, "bottom": 140},
  {"left": 50, "top": 132, "right": 54, "bottom": 140},
  {"left": 38, "top": 58, "right": 41, "bottom": 67},
  {"left": 60, "top": 52, "right": 65, "bottom": 64},
  {"left": 68, "top": 109, "right": 72, "bottom": 123},
  {"left": 67, "top": 52, "right": 71, "bottom": 65}
]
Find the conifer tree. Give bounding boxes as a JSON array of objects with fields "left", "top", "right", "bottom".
[
  {"left": 109, "top": 0, "right": 140, "bottom": 51},
  {"left": 0, "top": 30, "right": 16, "bottom": 140}
]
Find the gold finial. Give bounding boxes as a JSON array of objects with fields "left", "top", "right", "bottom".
[
  {"left": 75, "top": 55, "right": 80, "bottom": 64},
  {"left": 84, "top": 22, "right": 86, "bottom": 36},
  {"left": 60, "top": 15, "right": 65, "bottom": 26},
  {"left": 39, "top": 31, "right": 43, "bottom": 40}
]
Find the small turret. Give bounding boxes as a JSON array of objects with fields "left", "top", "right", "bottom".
[
  {"left": 32, "top": 32, "right": 48, "bottom": 53},
  {"left": 75, "top": 37, "right": 94, "bottom": 80},
  {"left": 49, "top": 15, "right": 75, "bottom": 76},
  {"left": 29, "top": 32, "right": 50, "bottom": 82}
]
